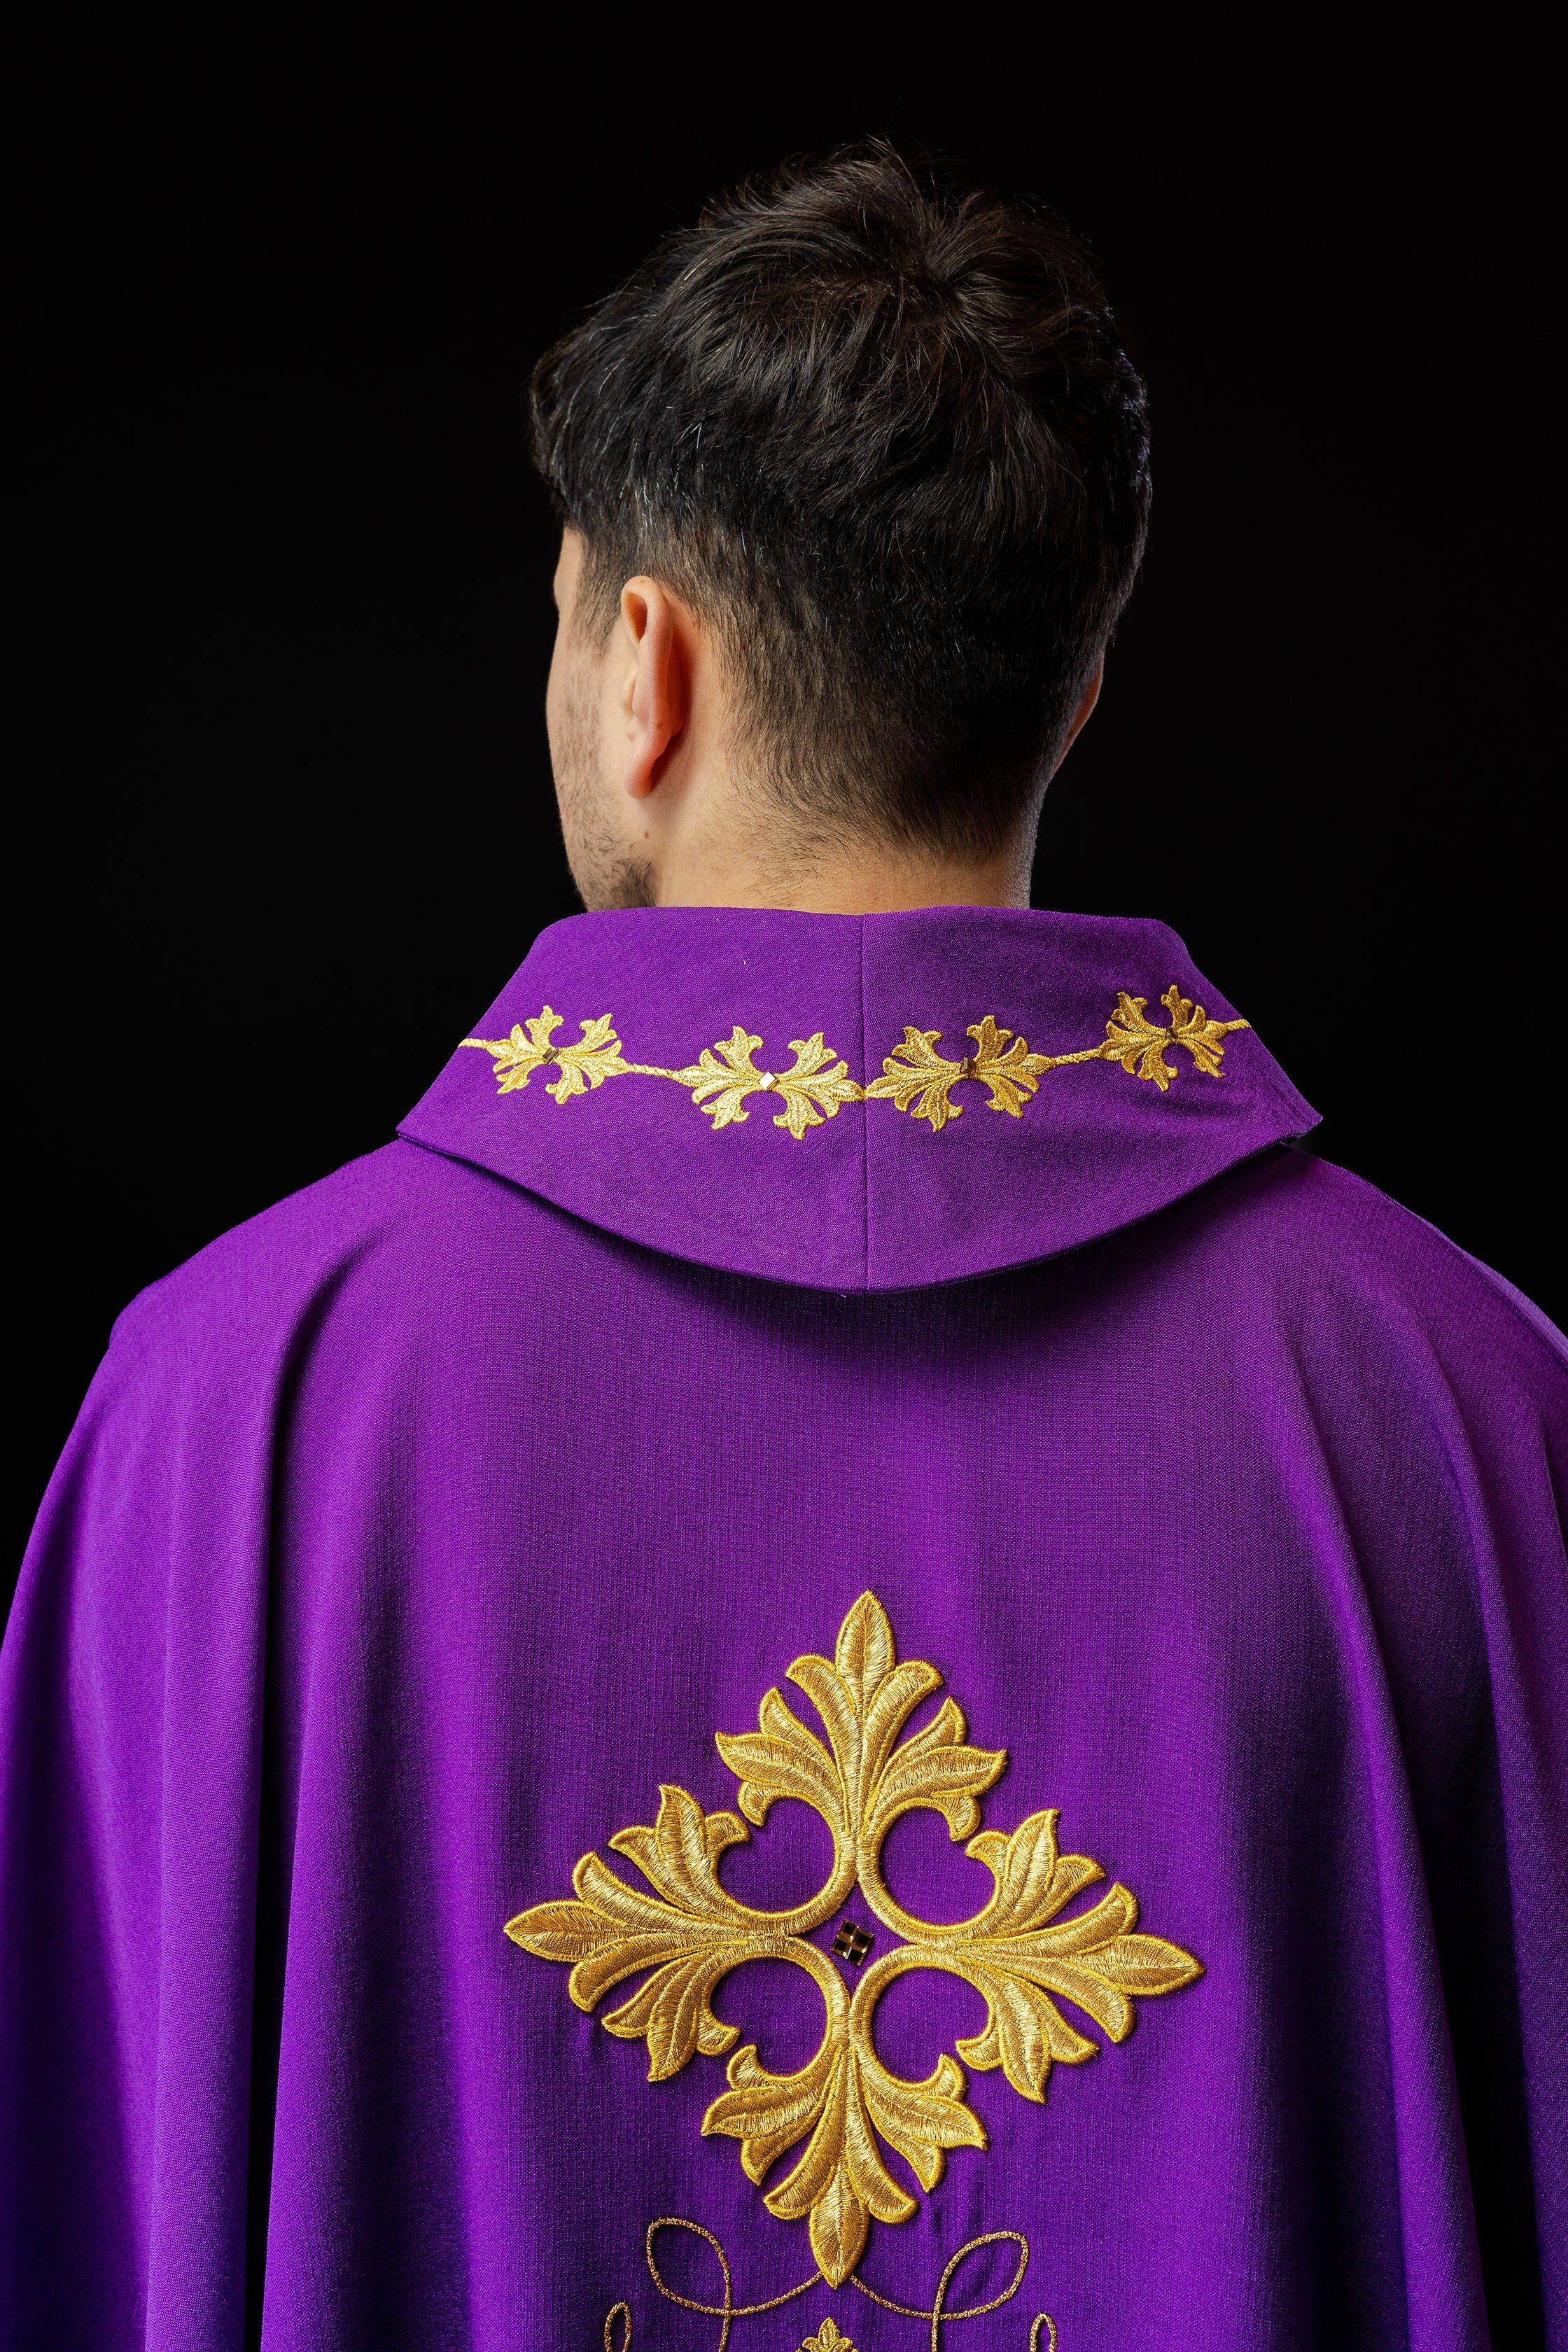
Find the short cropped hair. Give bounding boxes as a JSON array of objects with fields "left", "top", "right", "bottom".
[{"left": 530, "top": 144, "right": 1150, "bottom": 858}]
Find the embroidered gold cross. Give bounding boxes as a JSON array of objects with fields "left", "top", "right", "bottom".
[{"left": 505, "top": 1594, "right": 1202, "bottom": 2288}]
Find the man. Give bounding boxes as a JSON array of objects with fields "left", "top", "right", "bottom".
[{"left": 2, "top": 145, "right": 1563, "bottom": 2351}]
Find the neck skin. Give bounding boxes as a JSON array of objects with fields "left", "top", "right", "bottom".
[{"left": 545, "top": 528, "right": 1102, "bottom": 916}]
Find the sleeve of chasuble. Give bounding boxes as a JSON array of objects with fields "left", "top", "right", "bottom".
[
  {"left": 1298, "top": 1226, "right": 1568, "bottom": 2346},
  {"left": 0, "top": 1254, "right": 295, "bottom": 2351},
  {"left": 1432, "top": 1268, "right": 1568, "bottom": 2343}
]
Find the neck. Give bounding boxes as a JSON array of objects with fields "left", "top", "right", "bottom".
[{"left": 650, "top": 825, "right": 1035, "bottom": 916}]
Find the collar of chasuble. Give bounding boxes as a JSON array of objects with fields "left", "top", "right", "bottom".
[{"left": 399, "top": 904, "right": 1317, "bottom": 1292}]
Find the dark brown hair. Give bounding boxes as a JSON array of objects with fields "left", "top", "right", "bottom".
[{"left": 530, "top": 144, "right": 1150, "bottom": 857}]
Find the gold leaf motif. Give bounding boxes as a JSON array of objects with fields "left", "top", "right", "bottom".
[
  {"left": 663, "top": 1027, "right": 864, "bottom": 1135},
  {"left": 505, "top": 1784, "right": 797, "bottom": 2082},
  {"left": 465, "top": 986, "right": 1251, "bottom": 1136},
  {"left": 461, "top": 1006, "right": 564, "bottom": 1092},
  {"left": 907, "top": 1807, "right": 1205, "bottom": 2104},
  {"left": 543, "top": 1011, "right": 637, "bottom": 1100},
  {"left": 863, "top": 1028, "right": 967, "bottom": 1130},
  {"left": 1100, "top": 984, "right": 1250, "bottom": 1093},
  {"left": 801, "top": 2320, "right": 858, "bottom": 2352},
  {"left": 768, "top": 1033, "right": 865, "bottom": 1138},
  {"left": 835, "top": 1586, "right": 895, "bottom": 1707},
  {"left": 964, "top": 1015, "right": 1054, "bottom": 1116},
  {"left": 856, "top": 1014, "right": 1055, "bottom": 1129},
  {"left": 461, "top": 1005, "right": 632, "bottom": 1099},
  {"left": 507, "top": 1595, "right": 1203, "bottom": 2283},
  {"left": 666, "top": 1028, "right": 774, "bottom": 1129},
  {"left": 721, "top": 2036, "right": 910, "bottom": 2286}
]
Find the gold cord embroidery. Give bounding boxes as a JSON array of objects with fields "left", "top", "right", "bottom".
[
  {"left": 610, "top": 2213, "right": 1056, "bottom": 2348},
  {"left": 507, "top": 1595, "right": 1201, "bottom": 2288},
  {"left": 643, "top": 2214, "right": 819, "bottom": 2346},
  {"left": 463, "top": 988, "right": 1249, "bottom": 1137}
]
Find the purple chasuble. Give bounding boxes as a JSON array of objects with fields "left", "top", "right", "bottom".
[{"left": 3, "top": 906, "right": 1564, "bottom": 2351}]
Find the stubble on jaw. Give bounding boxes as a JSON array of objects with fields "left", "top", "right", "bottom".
[{"left": 550, "top": 664, "right": 655, "bottom": 913}]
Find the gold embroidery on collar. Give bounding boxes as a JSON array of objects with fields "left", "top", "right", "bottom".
[
  {"left": 461, "top": 1009, "right": 862, "bottom": 1135},
  {"left": 459, "top": 1006, "right": 634, "bottom": 1100},
  {"left": 863, "top": 1014, "right": 1054, "bottom": 1131},
  {"left": 865, "top": 991, "right": 1250, "bottom": 1130},
  {"left": 664, "top": 1028, "right": 864, "bottom": 1137},
  {"left": 506, "top": 1594, "right": 1200, "bottom": 2289},
  {"left": 463, "top": 986, "right": 1249, "bottom": 1138},
  {"left": 1100, "top": 986, "right": 1250, "bottom": 1093}
]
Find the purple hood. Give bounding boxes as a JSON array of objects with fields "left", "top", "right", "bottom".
[{"left": 400, "top": 906, "right": 1316, "bottom": 1289}]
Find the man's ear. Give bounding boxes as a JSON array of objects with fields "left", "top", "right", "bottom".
[
  {"left": 620, "top": 578, "right": 689, "bottom": 799},
  {"left": 1054, "top": 660, "right": 1104, "bottom": 771}
]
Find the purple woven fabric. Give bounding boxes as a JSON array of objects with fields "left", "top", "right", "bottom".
[
  {"left": 3, "top": 907, "right": 1564, "bottom": 2350},
  {"left": 400, "top": 906, "right": 1316, "bottom": 1289}
]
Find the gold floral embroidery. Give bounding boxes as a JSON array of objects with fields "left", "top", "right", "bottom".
[
  {"left": 864, "top": 994, "right": 1251, "bottom": 1130},
  {"left": 464, "top": 1014, "right": 863, "bottom": 1137},
  {"left": 612, "top": 2213, "right": 1055, "bottom": 2349},
  {"left": 664, "top": 1030, "right": 864, "bottom": 1137},
  {"left": 1100, "top": 986, "right": 1250, "bottom": 1095},
  {"left": 863, "top": 1016, "right": 1053, "bottom": 1131},
  {"left": 802, "top": 2320, "right": 858, "bottom": 2352},
  {"left": 507, "top": 1594, "right": 1201, "bottom": 2288},
  {"left": 460, "top": 1007, "right": 633, "bottom": 1100},
  {"left": 464, "top": 988, "right": 1250, "bottom": 1138}
]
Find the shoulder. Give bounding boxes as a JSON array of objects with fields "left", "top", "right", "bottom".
[
  {"left": 1172, "top": 1144, "right": 1566, "bottom": 1412},
  {"left": 102, "top": 1138, "right": 573, "bottom": 1390}
]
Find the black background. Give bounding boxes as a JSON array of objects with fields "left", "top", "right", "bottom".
[{"left": 5, "top": 36, "right": 1562, "bottom": 1601}]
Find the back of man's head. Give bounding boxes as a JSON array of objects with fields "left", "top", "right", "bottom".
[{"left": 531, "top": 144, "right": 1149, "bottom": 862}]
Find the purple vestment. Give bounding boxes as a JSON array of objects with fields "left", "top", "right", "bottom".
[{"left": 4, "top": 906, "right": 1564, "bottom": 2349}]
